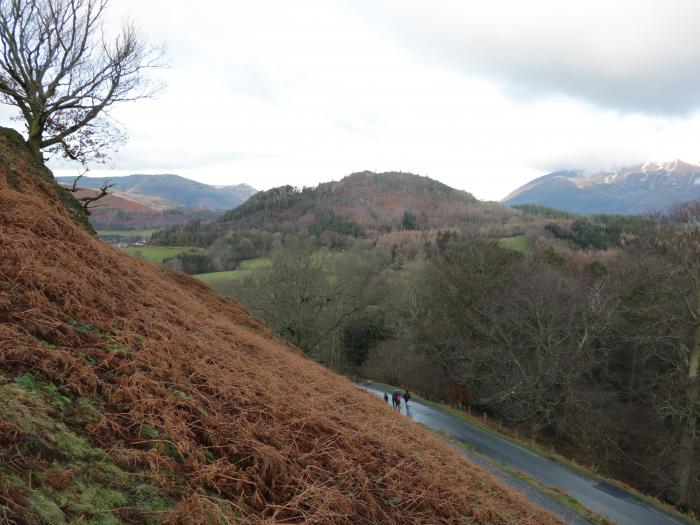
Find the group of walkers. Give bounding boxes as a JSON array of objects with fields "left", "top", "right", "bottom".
[{"left": 383, "top": 390, "right": 411, "bottom": 410}]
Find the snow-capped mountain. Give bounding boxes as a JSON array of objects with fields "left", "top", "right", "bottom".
[{"left": 502, "top": 159, "right": 700, "bottom": 214}]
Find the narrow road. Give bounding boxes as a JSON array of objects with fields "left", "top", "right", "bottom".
[{"left": 361, "top": 382, "right": 690, "bottom": 525}]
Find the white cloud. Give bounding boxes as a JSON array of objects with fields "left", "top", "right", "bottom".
[
  {"left": 5, "top": 1, "right": 700, "bottom": 200},
  {"left": 344, "top": 0, "right": 700, "bottom": 115}
]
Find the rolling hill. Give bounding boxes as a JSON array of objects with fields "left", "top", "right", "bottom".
[
  {"left": 0, "top": 128, "right": 559, "bottom": 523},
  {"left": 56, "top": 174, "right": 257, "bottom": 233},
  {"left": 56, "top": 174, "right": 257, "bottom": 210},
  {"left": 503, "top": 160, "right": 700, "bottom": 214},
  {"left": 153, "top": 171, "right": 516, "bottom": 246},
  {"left": 221, "top": 170, "right": 506, "bottom": 229}
]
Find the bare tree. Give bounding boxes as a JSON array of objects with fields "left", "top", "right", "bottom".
[
  {"left": 67, "top": 172, "right": 115, "bottom": 210},
  {"left": 623, "top": 201, "right": 700, "bottom": 507},
  {"left": 235, "top": 241, "right": 383, "bottom": 367},
  {"left": 0, "top": 0, "right": 164, "bottom": 165}
]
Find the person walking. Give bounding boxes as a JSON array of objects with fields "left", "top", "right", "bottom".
[
  {"left": 392, "top": 391, "right": 402, "bottom": 409},
  {"left": 403, "top": 390, "right": 411, "bottom": 407},
  {"left": 383, "top": 392, "right": 389, "bottom": 403}
]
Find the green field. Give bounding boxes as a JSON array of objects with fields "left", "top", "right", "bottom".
[
  {"left": 194, "top": 259, "right": 271, "bottom": 291},
  {"left": 499, "top": 234, "right": 528, "bottom": 253},
  {"left": 120, "top": 246, "right": 200, "bottom": 263},
  {"left": 97, "top": 229, "right": 158, "bottom": 238}
]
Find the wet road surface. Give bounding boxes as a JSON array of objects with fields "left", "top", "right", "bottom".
[{"left": 361, "top": 382, "right": 690, "bottom": 525}]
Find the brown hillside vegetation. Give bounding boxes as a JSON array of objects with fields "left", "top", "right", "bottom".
[
  {"left": 68, "top": 187, "right": 158, "bottom": 211},
  {"left": 0, "top": 133, "right": 559, "bottom": 523},
  {"left": 226, "top": 171, "right": 516, "bottom": 231}
]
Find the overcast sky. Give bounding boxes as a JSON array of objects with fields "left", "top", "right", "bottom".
[{"left": 4, "top": 0, "right": 700, "bottom": 200}]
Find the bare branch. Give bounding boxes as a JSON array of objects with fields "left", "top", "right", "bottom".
[
  {"left": 0, "top": 0, "right": 165, "bottom": 165},
  {"left": 75, "top": 178, "right": 115, "bottom": 210}
]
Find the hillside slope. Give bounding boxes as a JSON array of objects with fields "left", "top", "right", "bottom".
[
  {"left": 153, "top": 171, "right": 515, "bottom": 247},
  {"left": 0, "top": 135, "right": 558, "bottom": 523},
  {"left": 57, "top": 177, "right": 246, "bottom": 232},
  {"left": 503, "top": 160, "right": 700, "bottom": 214},
  {"left": 222, "top": 171, "right": 507, "bottom": 230}
]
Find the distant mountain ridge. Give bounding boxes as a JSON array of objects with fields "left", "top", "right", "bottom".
[
  {"left": 503, "top": 159, "right": 700, "bottom": 214},
  {"left": 55, "top": 174, "right": 257, "bottom": 210}
]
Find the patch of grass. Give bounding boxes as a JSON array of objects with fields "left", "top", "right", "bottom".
[
  {"left": 0, "top": 376, "right": 177, "bottom": 524},
  {"left": 499, "top": 234, "right": 528, "bottom": 253},
  {"left": 15, "top": 372, "right": 39, "bottom": 391},
  {"left": 120, "top": 245, "right": 199, "bottom": 264},
  {"left": 70, "top": 319, "right": 98, "bottom": 333},
  {"left": 27, "top": 491, "right": 66, "bottom": 525},
  {"left": 170, "top": 389, "right": 190, "bottom": 400},
  {"left": 103, "top": 342, "right": 130, "bottom": 355},
  {"left": 448, "top": 437, "right": 614, "bottom": 525},
  {"left": 194, "top": 269, "right": 245, "bottom": 285},
  {"left": 97, "top": 228, "right": 158, "bottom": 238},
  {"left": 238, "top": 258, "right": 272, "bottom": 270},
  {"left": 194, "top": 258, "right": 272, "bottom": 291},
  {"left": 140, "top": 425, "right": 160, "bottom": 439}
]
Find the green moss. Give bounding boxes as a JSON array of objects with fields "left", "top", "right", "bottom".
[
  {"left": 140, "top": 425, "right": 160, "bottom": 439},
  {"left": 64, "top": 485, "right": 128, "bottom": 516},
  {"left": 44, "top": 383, "right": 73, "bottom": 412},
  {"left": 0, "top": 377, "right": 178, "bottom": 524},
  {"left": 171, "top": 390, "right": 190, "bottom": 400},
  {"left": 103, "top": 342, "right": 130, "bottom": 355},
  {"left": 0, "top": 127, "right": 29, "bottom": 151},
  {"left": 72, "top": 398, "right": 102, "bottom": 424},
  {"left": 54, "top": 184, "right": 95, "bottom": 235},
  {"left": 163, "top": 441, "right": 183, "bottom": 463},
  {"left": 71, "top": 320, "right": 98, "bottom": 333},
  {"left": 15, "top": 372, "right": 39, "bottom": 391},
  {"left": 134, "top": 483, "right": 170, "bottom": 513},
  {"left": 28, "top": 491, "right": 67, "bottom": 524}
]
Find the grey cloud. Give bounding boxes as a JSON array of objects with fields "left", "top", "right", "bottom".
[{"left": 344, "top": 0, "right": 700, "bottom": 115}]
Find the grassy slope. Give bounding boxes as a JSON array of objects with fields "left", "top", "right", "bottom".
[
  {"left": 120, "top": 245, "right": 199, "bottom": 263},
  {"left": 0, "top": 374, "right": 175, "bottom": 524},
  {"left": 0, "top": 136, "right": 559, "bottom": 523},
  {"left": 194, "top": 259, "right": 271, "bottom": 287},
  {"left": 499, "top": 234, "right": 528, "bottom": 253},
  {"left": 97, "top": 228, "right": 159, "bottom": 237}
]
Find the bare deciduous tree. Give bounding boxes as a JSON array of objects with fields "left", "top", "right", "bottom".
[
  {"left": 235, "top": 241, "right": 383, "bottom": 367},
  {"left": 0, "top": 0, "right": 164, "bottom": 165},
  {"left": 624, "top": 201, "right": 700, "bottom": 507},
  {"left": 67, "top": 172, "right": 115, "bottom": 210}
]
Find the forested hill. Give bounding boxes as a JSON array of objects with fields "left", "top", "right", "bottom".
[{"left": 153, "top": 171, "right": 514, "bottom": 246}]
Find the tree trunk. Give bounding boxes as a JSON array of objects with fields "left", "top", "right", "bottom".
[
  {"left": 676, "top": 288, "right": 700, "bottom": 507},
  {"left": 26, "top": 118, "right": 43, "bottom": 160}
]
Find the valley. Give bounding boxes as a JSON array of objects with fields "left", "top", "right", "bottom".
[{"left": 2, "top": 1, "right": 700, "bottom": 522}]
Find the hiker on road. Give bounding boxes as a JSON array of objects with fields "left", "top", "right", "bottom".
[
  {"left": 403, "top": 390, "right": 411, "bottom": 407},
  {"left": 383, "top": 393, "right": 389, "bottom": 403}
]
